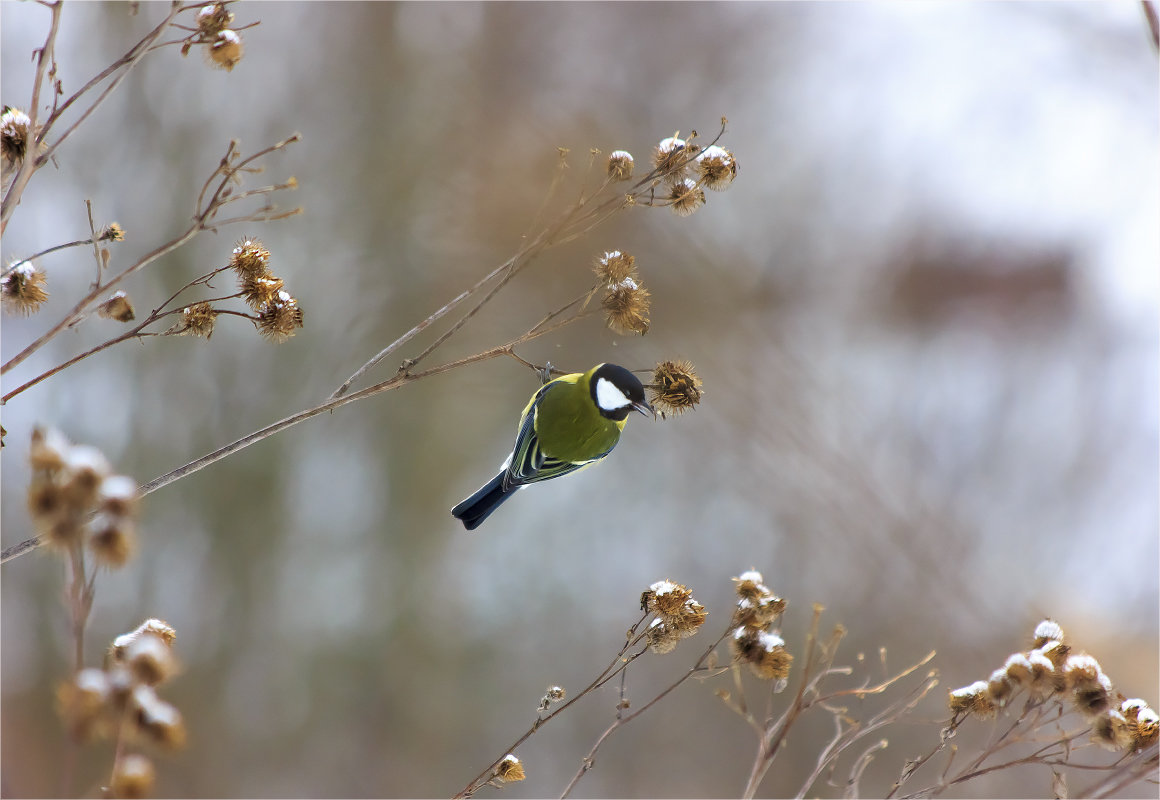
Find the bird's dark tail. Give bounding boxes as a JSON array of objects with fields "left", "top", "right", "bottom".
[{"left": 451, "top": 471, "right": 519, "bottom": 531}]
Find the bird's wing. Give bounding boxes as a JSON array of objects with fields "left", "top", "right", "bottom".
[{"left": 503, "top": 383, "right": 607, "bottom": 489}]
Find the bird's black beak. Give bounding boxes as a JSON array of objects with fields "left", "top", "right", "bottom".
[{"left": 633, "top": 400, "right": 655, "bottom": 419}]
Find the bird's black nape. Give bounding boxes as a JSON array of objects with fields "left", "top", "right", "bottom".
[{"left": 590, "top": 363, "right": 650, "bottom": 421}]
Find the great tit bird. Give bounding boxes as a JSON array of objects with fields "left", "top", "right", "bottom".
[{"left": 451, "top": 363, "right": 653, "bottom": 530}]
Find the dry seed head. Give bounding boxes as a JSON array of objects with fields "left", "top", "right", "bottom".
[
  {"left": 494, "top": 754, "right": 525, "bottom": 783},
  {"left": 1133, "top": 706, "right": 1159, "bottom": 748},
  {"left": 1033, "top": 618, "right": 1065, "bottom": 648},
  {"left": 60, "top": 446, "right": 112, "bottom": 509},
  {"left": 208, "top": 29, "right": 244, "bottom": 71},
  {"left": 30, "top": 426, "right": 70, "bottom": 474},
  {"left": 28, "top": 474, "right": 67, "bottom": 526},
  {"left": 196, "top": 2, "right": 234, "bottom": 35},
  {"left": 1027, "top": 649, "right": 1064, "bottom": 696},
  {"left": 257, "top": 291, "right": 304, "bottom": 342},
  {"left": 594, "top": 250, "right": 637, "bottom": 284},
  {"left": 645, "top": 618, "right": 681, "bottom": 654},
  {"left": 99, "top": 222, "right": 126, "bottom": 242},
  {"left": 653, "top": 136, "right": 689, "bottom": 177},
  {"left": 98, "top": 291, "right": 135, "bottom": 322},
  {"left": 1062, "top": 654, "right": 1105, "bottom": 691},
  {"left": 240, "top": 274, "right": 285, "bottom": 310},
  {"left": 1003, "top": 652, "right": 1033, "bottom": 686},
  {"left": 130, "top": 685, "right": 186, "bottom": 750},
  {"left": 110, "top": 753, "right": 155, "bottom": 799},
  {"left": 174, "top": 302, "right": 218, "bottom": 339},
  {"left": 98, "top": 475, "right": 140, "bottom": 518},
  {"left": 1092, "top": 709, "right": 1136, "bottom": 751},
  {"left": 948, "top": 680, "right": 998, "bottom": 719},
  {"left": 602, "top": 277, "right": 650, "bottom": 335},
  {"left": 112, "top": 619, "right": 178, "bottom": 660},
  {"left": 537, "top": 685, "right": 566, "bottom": 711},
  {"left": 2, "top": 260, "right": 49, "bottom": 315},
  {"left": 668, "top": 178, "right": 706, "bottom": 217},
  {"left": 731, "top": 627, "right": 793, "bottom": 680},
  {"left": 124, "top": 633, "right": 178, "bottom": 686},
  {"left": 1, "top": 106, "right": 30, "bottom": 167},
  {"left": 649, "top": 359, "right": 703, "bottom": 418},
  {"left": 643, "top": 580, "right": 693, "bottom": 617},
  {"left": 733, "top": 570, "right": 766, "bottom": 599},
  {"left": 736, "top": 594, "right": 786, "bottom": 629},
  {"left": 1035, "top": 638, "right": 1070, "bottom": 669},
  {"left": 230, "top": 238, "right": 271, "bottom": 278},
  {"left": 986, "top": 667, "right": 1016, "bottom": 707},
  {"left": 607, "top": 150, "right": 634, "bottom": 181},
  {"left": 57, "top": 668, "right": 112, "bottom": 741},
  {"left": 695, "top": 145, "right": 738, "bottom": 191},
  {"left": 88, "top": 515, "right": 137, "bottom": 569}
]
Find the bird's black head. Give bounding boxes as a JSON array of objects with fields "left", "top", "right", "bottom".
[{"left": 590, "top": 363, "right": 653, "bottom": 421}]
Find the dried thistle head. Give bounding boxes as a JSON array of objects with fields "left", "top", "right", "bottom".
[
  {"left": 129, "top": 685, "right": 186, "bottom": 750},
  {"left": 602, "top": 277, "right": 650, "bottom": 335},
  {"left": 1132, "top": 705, "right": 1159, "bottom": 749},
  {"left": 948, "top": 680, "right": 997, "bottom": 719},
  {"left": 493, "top": 754, "right": 525, "bottom": 784},
  {"left": 1032, "top": 618, "right": 1065, "bottom": 648},
  {"left": 642, "top": 580, "right": 693, "bottom": 617},
  {"left": 1002, "top": 652, "right": 1033, "bottom": 687},
  {"left": 1, "top": 106, "right": 30, "bottom": 168},
  {"left": 230, "top": 237, "right": 271, "bottom": 278},
  {"left": 257, "top": 291, "right": 304, "bottom": 342},
  {"left": 2, "top": 260, "right": 48, "bottom": 315},
  {"left": 645, "top": 618, "right": 681, "bottom": 654},
  {"left": 653, "top": 135, "right": 690, "bottom": 178},
  {"left": 98, "top": 474, "right": 140, "bottom": 518},
  {"left": 171, "top": 302, "right": 218, "bottom": 339},
  {"left": 648, "top": 359, "right": 702, "bottom": 418},
  {"left": 110, "top": 753, "right": 155, "bottom": 799},
  {"left": 57, "top": 669, "right": 113, "bottom": 742},
  {"left": 1027, "top": 649, "right": 1064, "bottom": 696},
  {"left": 607, "top": 149, "right": 634, "bottom": 181},
  {"left": 60, "top": 445, "right": 113, "bottom": 509},
  {"left": 537, "top": 685, "right": 565, "bottom": 712},
  {"left": 99, "top": 222, "right": 126, "bottom": 242},
  {"left": 695, "top": 145, "right": 738, "bottom": 191},
  {"left": 30, "top": 426, "right": 70, "bottom": 474},
  {"left": 196, "top": 2, "right": 234, "bottom": 35},
  {"left": 668, "top": 177, "right": 706, "bottom": 217},
  {"left": 208, "top": 29, "right": 244, "bottom": 71},
  {"left": 731, "top": 627, "right": 793, "bottom": 681},
  {"left": 1091, "top": 709, "right": 1136, "bottom": 751},
  {"left": 240, "top": 274, "right": 285, "bottom": 310},
  {"left": 1035, "top": 638, "right": 1070, "bottom": 669},
  {"left": 986, "top": 667, "right": 1016, "bottom": 707},
  {"left": 111, "top": 619, "right": 178, "bottom": 660},
  {"left": 594, "top": 250, "right": 637, "bottom": 285},
  {"left": 122, "top": 633, "right": 179, "bottom": 686},
  {"left": 98, "top": 291, "right": 136, "bottom": 322},
  {"left": 736, "top": 593, "right": 786, "bottom": 629},
  {"left": 89, "top": 514, "right": 137, "bottom": 569}
]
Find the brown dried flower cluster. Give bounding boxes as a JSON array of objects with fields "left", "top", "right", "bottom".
[
  {"left": 729, "top": 570, "right": 792, "bottom": 681},
  {"left": 2, "top": 260, "right": 49, "bottom": 315},
  {"left": 606, "top": 150, "right": 634, "bottom": 181},
  {"left": 647, "top": 132, "right": 739, "bottom": 216},
  {"left": 641, "top": 579, "right": 708, "bottom": 654},
  {"left": 27, "top": 427, "right": 140, "bottom": 567},
  {"left": 58, "top": 619, "right": 183, "bottom": 796},
  {"left": 165, "top": 238, "right": 303, "bottom": 341},
  {"left": 648, "top": 359, "right": 703, "bottom": 418},
  {"left": 2, "top": 106, "right": 32, "bottom": 170},
  {"left": 98, "top": 291, "right": 136, "bottom": 323},
  {"left": 594, "top": 249, "right": 650, "bottom": 336},
  {"left": 492, "top": 754, "right": 525, "bottom": 784},
  {"left": 232, "top": 238, "right": 304, "bottom": 342},
  {"left": 947, "top": 618, "right": 1158, "bottom": 752},
  {"left": 179, "top": 3, "right": 246, "bottom": 71}
]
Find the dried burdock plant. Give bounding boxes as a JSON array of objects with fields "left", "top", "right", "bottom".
[
  {"left": 648, "top": 359, "right": 703, "bottom": 418},
  {"left": 889, "top": 618, "right": 1158, "bottom": 799}
]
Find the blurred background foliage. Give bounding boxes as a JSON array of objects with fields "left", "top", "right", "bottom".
[{"left": 2, "top": 2, "right": 1156, "bottom": 797}]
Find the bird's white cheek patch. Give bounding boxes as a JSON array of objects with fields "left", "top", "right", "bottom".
[{"left": 595, "top": 377, "right": 631, "bottom": 411}]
